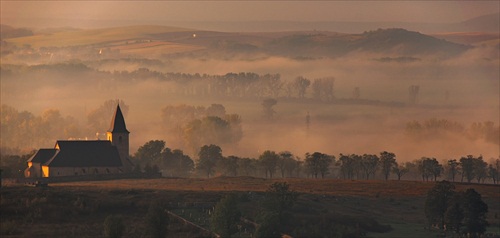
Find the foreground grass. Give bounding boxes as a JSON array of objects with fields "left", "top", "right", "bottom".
[{"left": 1, "top": 177, "right": 499, "bottom": 237}]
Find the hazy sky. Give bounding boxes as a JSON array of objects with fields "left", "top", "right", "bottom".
[{"left": 2, "top": 1, "right": 499, "bottom": 28}]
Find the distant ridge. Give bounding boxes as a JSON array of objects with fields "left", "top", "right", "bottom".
[
  {"left": 4, "top": 26, "right": 472, "bottom": 58},
  {"left": 2, "top": 12, "right": 499, "bottom": 34},
  {"left": 454, "top": 12, "right": 500, "bottom": 32}
]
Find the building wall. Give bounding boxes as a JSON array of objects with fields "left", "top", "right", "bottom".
[
  {"left": 42, "top": 166, "right": 124, "bottom": 177},
  {"left": 107, "top": 131, "right": 130, "bottom": 171},
  {"left": 25, "top": 162, "right": 43, "bottom": 178}
]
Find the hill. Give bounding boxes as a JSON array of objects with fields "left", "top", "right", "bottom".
[
  {"left": 0, "top": 24, "right": 34, "bottom": 39},
  {"left": 454, "top": 12, "right": 500, "bottom": 33},
  {"left": 4, "top": 25, "right": 194, "bottom": 48},
  {"left": 264, "top": 28, "right": 470, "bottom": 57},
  {"left": 4, "top": 25, "right": 472, "bottom": 59}
]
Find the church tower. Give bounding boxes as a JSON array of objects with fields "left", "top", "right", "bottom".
[{"left": 107, "top": 104, "right": 130, "bottom": 170}]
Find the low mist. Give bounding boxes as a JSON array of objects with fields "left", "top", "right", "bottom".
[{"left": 1, "top": 41, "right": 498, "bottom": 161}]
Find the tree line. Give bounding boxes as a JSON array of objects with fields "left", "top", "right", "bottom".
[{"left": 131, "top": 140, "right": 500, "bottom": 184}]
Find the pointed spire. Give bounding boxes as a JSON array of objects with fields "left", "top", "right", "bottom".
[{"left": 108, "top": 104, "right": 129, "bottom": 133}]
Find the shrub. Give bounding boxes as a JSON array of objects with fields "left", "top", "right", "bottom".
[{"left": 104, "top": 215, "right": 124, "bottom": 238}]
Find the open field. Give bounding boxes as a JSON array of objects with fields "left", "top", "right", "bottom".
[
  {"left": 5, "top": 25, "right": 195, "bottom": 48},
  {"left": 51, "top": 176, "right": 500, "bottom": 199},
  {"left": 2, "top": 177, "right": 499, "bottom": 237}
]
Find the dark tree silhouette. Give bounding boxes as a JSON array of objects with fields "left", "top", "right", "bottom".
[
  {"left": 447, "top": 159, "right": 459, "bottom": 182},
  {"left": 379, "top": 151, "right": 397, "bottom": 180},
  {"left": 425, "top": 181, "right": 455, "bottom": 229},
  {"left": 197, "top": 144, "right": 223, "bottom": 178},
  {"left": 210, "top": 194, "right": 241, "bottom": 238},
  {"left": 461, "top": 189, "right": 489, "bottom": 237},
  {"left": 261, "top": 98, "right": 277, "bottom": 120},
  {"left": 305, "top": 152, "right": 333, "bottom": 178},
  {"left": 259, "top": 150, "right": 279, "bottom": 178},
  {"left": 145, "top": 200, "right": 169, "bottom": 238}
]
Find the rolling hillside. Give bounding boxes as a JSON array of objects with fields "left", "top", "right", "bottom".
[{"left": 2, "top": 25, "right": 476, "bottom": 59}]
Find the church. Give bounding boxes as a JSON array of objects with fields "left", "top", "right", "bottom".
[{"left": 25, "top": 104, "right": 133, "bottom": 178}]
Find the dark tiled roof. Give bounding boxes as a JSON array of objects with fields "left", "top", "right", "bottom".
[
  {"left": 27, "top": 149, "right": 58, "bottom": 164},
  {"left": 45, "top": 140, "right": 123, "bottom": 167},
  {"left": 108, "top": 104, "right": 129, "bottom": 133}
]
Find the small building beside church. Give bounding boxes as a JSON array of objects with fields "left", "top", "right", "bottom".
[{"left": 25, "top": 104, "right": 132, "bottom": 178}]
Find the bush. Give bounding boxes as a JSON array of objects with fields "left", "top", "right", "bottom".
[
  {"left": 210, "top": 194, "right": 241, "bottom": 238},
  {"left": 104, "top": 215, "right": 124, "bottom": 238},
  {"left": 145, "top": 200, "right": 169, "bottom": 238}
]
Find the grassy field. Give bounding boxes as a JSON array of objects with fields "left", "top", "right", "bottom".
[
  {"left": 1, "top": 177, "right": 499, "bottom": 237},
  {"left": 5, "top": 25, "right": 194, "bottom": 48}
]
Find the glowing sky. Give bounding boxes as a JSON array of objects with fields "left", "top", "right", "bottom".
[{"left": 2, "top": 1, "right": 499, "bottom": 28}]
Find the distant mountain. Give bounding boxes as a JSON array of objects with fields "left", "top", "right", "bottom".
[{"left": 158, "top": 12, "right": 500, "bottom": 34}]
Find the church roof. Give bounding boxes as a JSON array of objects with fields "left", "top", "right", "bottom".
[
  {"left": 27, "top": 149, "right": 58, "bottom": 164},
  {"left": 108, "top": 104, "right": 129, "bottom": 133},
  {"left": 44, "top": 140, "right": 123, "bottom": 167}
]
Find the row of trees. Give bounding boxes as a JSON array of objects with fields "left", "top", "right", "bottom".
[
  {"left": 406, "top": 118, "right": 499, "bottom": 145},
  {"left": 132, "top": 140, "right": 500, "bottom": 184},
  {"left": 3, "top": 63, "right": 341, "bottom": 101}
]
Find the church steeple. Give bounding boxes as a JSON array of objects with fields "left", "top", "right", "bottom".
[
  {"left": 108, "top": 104, "right": 129, "bottom": 133},
  {"left": 107, "top": 104, "right": 130, "bottom": 171}
]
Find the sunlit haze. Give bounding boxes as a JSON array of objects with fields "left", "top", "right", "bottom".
[{"left": 2, "top": 1, "right": 499, "bottom": 29}]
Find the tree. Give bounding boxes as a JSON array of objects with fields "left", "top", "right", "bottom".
[
  {"left": 408, "top": 85, "right": 420, "bottom": 105},
  {"left": 338, "top": 154, "right": 356, "bottom": 180},
  {"left": 134, "top": 140, "right": 165, "bottom": 163},
  {"left": 460, "top": 155, "right": 483, "bottom": 183},
  {"left": 210, "top": 194, "right": 241, "bottom": 238},
  {"left": 237, "top": 157, "right": 257, "bottom": 176},
  {"left": 447, "top": 159, "right": 460, "bottom": 182},
  {"left": 182, "top": 115, "right": 242, "bottom": 154},
  {"left": 445, "top": 193, "right": 464, "bottom": 234},
  {"left": 145, "top": 200, "right": 169, "bottom": 238},
  {"left": 425, "top": 181, "right": 455, "bottom": 229},
  {"left": 291, "top": 76, "right": 310, "bottom": 99},
  {"left": 305, "top": 152, "right": 332, "bottom": 178},
  {"left": 379, "top": 151, "right": 396, "bottom": 180},
  {"left": 487, "top": 159, "right": 499, "bottom": 184},
  {"left": 259, "top": 150, "right": 279, "bottom": 178},
  {"left": 261, "top": 98, "right": 277, "bottom": 120},
  {"left": 461, "top": 189, "right": 488, "bottom": 237},
  {"left": 277, "top": 151, "right": 293, "bottom": 178},
  {"left": 206, "top": 104, "right": 226, "bottom": 118},
  {"left": 392, "top": 162, "right": 410, "bottom": 181},
  {"left": 254, "top": 212, "right": 281, "bottom": 238},
  {"left": 361, "top": 154, "right": 379, "bottom": 180},
  {"left": 104, "top": 215, "right": 124, "bottom": 238},
  {"left": 472, "top": 156, "right": 487, "bottom": 183},
  {"left": 311, "top": 77, "right": 335, "bottom": 102},
  {"left": 259, "top": 182, "right": 298, "bottom": 234},
  {"left": 197, "top": 144, "right": 223, "bottom": 178},
  {"left": 162, "top": 149, "right": 194, "bottom": 177},
  {"left": 219, "top": 156, "right": 239, "bottom": 176}
]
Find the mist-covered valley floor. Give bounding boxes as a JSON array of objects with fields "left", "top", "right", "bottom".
[{"left": 1, "top": 25, "right": 499, "bottom": 161}]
